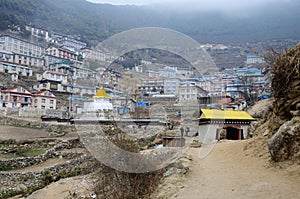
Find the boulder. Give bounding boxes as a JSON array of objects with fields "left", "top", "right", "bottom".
[{"left": 267, "top": 117, "right": 300, "bottom": 162}]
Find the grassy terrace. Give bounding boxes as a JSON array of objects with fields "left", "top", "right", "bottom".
[{"left": 0, "top": 148, "right": 48, "bottom": 159}]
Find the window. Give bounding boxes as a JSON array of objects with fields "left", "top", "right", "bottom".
[
  {"left": 41, "top": 105, "right": 45, "bottom": 109},
  {"left": 41, "top": 98, "right": 46, "bottom": 103},
  {"left": 34, "top": 99, "right": 38, "bottom": 103},
  {"left": 50, "top": 100, "right": 54, "bottom": 104}
]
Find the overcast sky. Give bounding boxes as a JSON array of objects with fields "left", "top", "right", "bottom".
[{"left": 86, "top": 0, "right": 294, "bottom": 7}]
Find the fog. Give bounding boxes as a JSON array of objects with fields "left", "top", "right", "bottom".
[{"left": 87, "top": 0, "right": 296, "bottom": 12}]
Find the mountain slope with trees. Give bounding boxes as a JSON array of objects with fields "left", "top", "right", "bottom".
[{"left": 0, "top": 0, "right": 300, "bottom": 45}]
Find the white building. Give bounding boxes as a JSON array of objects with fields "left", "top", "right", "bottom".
[
  {"left": 31, "top": 90, "right": 57, "bottom": 110},
  {"left": 82, "top": 48, "right": 107, "bottom": 61},
  {"left": 246, "top": 55, "right": 263, "bottom": 65},
  {"left": 164, "top": 78, "right": 181, "bottom": 95},
  {"left": 0, "top": 34, "right": 45, "bottom": 57},
  {"left": 13, "top": 53, "right": 44, "bottom": 68},
  {"left": 0, "top": 61, "right": 33, "bottom": 77},
  {"left": 40, "top": 70, "right": 68, "bottom": 84},
  {"left": 177, "top": 67, "right": 194, "bottom": 76},
  {"left": 25, "top": 25, "right": 50, "bottom": 42},
  {"left": 45, "top": 46, "right": 78, "bottom": 61},
  {"left": 1, "top": 87, "right": 32, "bottom": 108},
  {"left": 61, "top": 37, "right": 87, "bottom": 50},
  {"left": 0, "top": 50, "right": 14, "bottom": 62},
  {"left": 159, "top": 66, "right": 177, "bottom": 78},
  {"left": 179, "top": 83, "right": 208, "bottom": 103}
]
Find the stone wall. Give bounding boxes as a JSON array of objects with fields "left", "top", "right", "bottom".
[
  {"left": 0, "top": 116, "right": 74, "bottom": 134},
  {"left": 0, "top": 139, "right": 95, "bottom": 198},
  {"left": 0, "top": 155, "right": 97, "bottom": 196},
  {"left": 0, "top": 107, "right": 69, "bottom": 119},
  {"left": 0, "top": 139, "right": 82, "bottom": 171}
]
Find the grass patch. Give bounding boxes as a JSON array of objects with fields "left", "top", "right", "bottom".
[{"left": 16, "top": 148, "right": 48, "bottom": 157}]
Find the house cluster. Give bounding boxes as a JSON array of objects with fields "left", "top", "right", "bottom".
[
  {"left": 0, "top": 24, "right": 268, "bottom": 113},
  {"left": 0, "top": 86, "right": 56, "bottom": 109},
  {"left": 132, "top": 53, "right": 267, "bottom": 110},
  {"left": 0, "top": 25, "right": 120, "bottom": 110},
  {"left": 0, "top": 25, "right": 113, "bottom": 81}
]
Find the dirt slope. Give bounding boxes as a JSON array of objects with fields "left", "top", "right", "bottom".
[{"left": 158, "top": 140, "right": 300, "bottom": 199}]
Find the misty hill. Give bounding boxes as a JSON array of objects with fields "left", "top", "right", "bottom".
[{"left": 1, "top": 0, "right": 300, "bottom": 45}]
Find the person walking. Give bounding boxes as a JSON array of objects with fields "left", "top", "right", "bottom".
[
  {"left": 180, "top": 126, "right": 184, "bottom": 137},
  {"left": 185, "top": 126, "right": 190, "bottom": 136}
]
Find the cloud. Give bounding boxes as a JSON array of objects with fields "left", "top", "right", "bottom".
[{"left": 87, "top": 0, "right": 295, "bottom": 8}]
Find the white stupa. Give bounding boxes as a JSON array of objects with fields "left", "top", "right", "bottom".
[{"left": 93, "top": 87, "right": 113, "bottom": 111}]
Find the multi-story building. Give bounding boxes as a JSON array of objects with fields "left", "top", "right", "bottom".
[
  {"left": 179, "top": 83, "right": 208, "bottom": 103},
  {"left": 196, "top": 79, "right": 213, "bottom": 93},
  {"left": 164, "top": 77, "right": 181, "bottom": 95},
  {"left": 33, "top": 79, "right": 63, "bottom": 92},
  {"left": 43, "top": 55, "right": 69, "bottom": 67},
  {"left": 33, "top": 79, "right": 96, "bottom": 96},
  {"left": 48, "top": 62, "right": 95, "bottom": 79},
  {"left": 61, "top": 84, "right": 96, "bottom": 96},
  {"left": 1, "top": 87, "right": 32, "bottom": 108},
  {"left": 31, "top": 90, "right": 57, "bottom": 109},
  {"left": 0, "top": 61, "right": 33, "bottom": 77},
  {"left": 0, "top": 50, "right": 14, "bottom": 62},
  {"left": 138, "top": 77, "right": 164, "bottom": 94},
  {"left": 60, "top": 37, "right": 87, "bottom": 50},
  {"left": 45, "top": 46, "right": 78, "bottom": 61},
  {"left": 0, "top": 86, "right": 57, "bottom": 109},
  {"left": 158, "top": 66, "right": 177, "bottom": 78},
  {"left": 0, "top": 34, "right": 45, "bottom": 57},
  {"left": 40, "top": 70, "right": 68, "bottom": 84},
  {"left": 246, "top": 55, "right": 263, "bottom": 65},
  {"left": 82, "top": 48, "right": 107, "bottom": 61},
  {"left": 177, "top": 67, "right": 194, "bottom": 76},
  {"left": 25, "top": 25, "right": 50, "bottom": 42},
  {"left": 13, "top": 53, "right": 44, "bottom": 68}
]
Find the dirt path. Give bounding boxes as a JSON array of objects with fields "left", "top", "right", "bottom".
[{"left": 174, "top": 140, "right": 300, "bottom": 199}]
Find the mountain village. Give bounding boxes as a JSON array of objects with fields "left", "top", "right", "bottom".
[
  {"left": 0, "top": 25, "right": 269, "bottom": 118},
  {"left": 0, "top": 2, "right": 299, "bottom": 198}
]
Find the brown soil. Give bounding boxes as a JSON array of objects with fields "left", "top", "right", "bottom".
[
  {"left": 155, "top": 140, "right": 300, "bottom": 199},
  {"left": 0, "top": 126, "right": 51, "bottom": 140},
  {"left": 0, "top": 126, "right": 78, "bottom": 140}
]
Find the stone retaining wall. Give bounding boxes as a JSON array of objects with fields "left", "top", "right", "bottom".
[
  {"left": 0, "top": 155, "right": 97, "bottom": 195},
  {"left": 0, "top": 116, "right": 74, "bottom": 134},
  {"left": 0, "top": 139, "right": 82, "bottom": 171},
  {"left": 0, "top": 138, "right": 95, "bottom": 198}
]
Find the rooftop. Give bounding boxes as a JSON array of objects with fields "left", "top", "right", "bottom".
[{"left": 199, "top": 109, "right": 255, "bottom": 121}]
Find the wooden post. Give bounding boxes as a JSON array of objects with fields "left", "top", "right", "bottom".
[{"left": 238, "top": 128, "right": 241, "bottom": 140}]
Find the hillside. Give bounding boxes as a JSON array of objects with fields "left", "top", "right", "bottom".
[
  {"left": 1, "top": 0, "right": 300, "bottom": 45},
  {"left": 247, "top": 43, "right": 300, "bottom": 163}
]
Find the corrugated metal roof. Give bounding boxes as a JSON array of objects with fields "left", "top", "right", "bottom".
[{"left": 199, "top": 109, "right": 255, "bottom": 120}]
